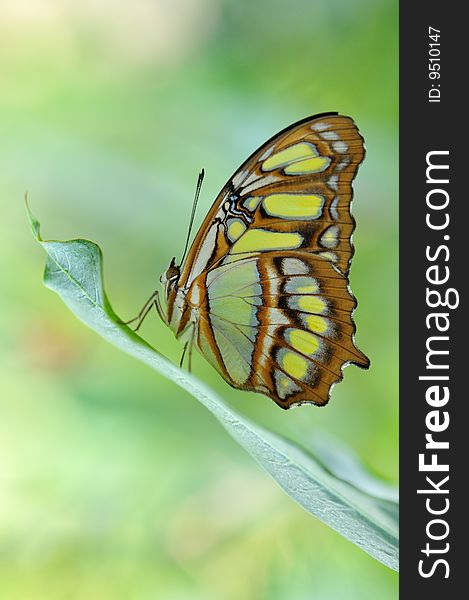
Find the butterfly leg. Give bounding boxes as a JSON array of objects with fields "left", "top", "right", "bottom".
[
  {"left": 178, "top": 323, "right": 196, "bottom": 371},
  {"left": 152, "top": 291, "right": 168, "bottom": 325},
  {"left": 179, "top": 342, "right": 189, "bottom": 368},
  {"left": 120, "top": 291, "right": 156, "bottom": 327},
  {"left": 121, "top": 290, "right": 166, "bottom": 331},
  {"left": 187, "top": 323, "right": 196, "bottom": 373}
]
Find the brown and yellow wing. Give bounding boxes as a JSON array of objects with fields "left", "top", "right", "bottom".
[
  {"left": 177, "top": 112, "right": 368, "bottom": 407},
  {"left": 179, "top": 112, "right": 365, "bottom": 289},
  {"left": 194, "top": 250, "right": 369, "bottom": 409}
]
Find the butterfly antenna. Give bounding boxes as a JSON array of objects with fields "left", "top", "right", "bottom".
[{"left": 179, "top": 168, "right": 205, "bottom": 266}]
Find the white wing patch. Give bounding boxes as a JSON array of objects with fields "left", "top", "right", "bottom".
[
  {"left": 319, "top": 225, "right": 339, "bottom": 249},
  {"left": 333, "top": 141, "right": 348, "bottom": 154},
  {"left": 320, "top": 130, "right": 340, "bottom": 141},
  {"left": 281, "top": 258, "right": 309, "bottom": 276}
]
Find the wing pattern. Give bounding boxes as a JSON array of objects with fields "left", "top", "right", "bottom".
[
  {"left": 194, "top": 250, "right": 368, "bottom": 408},
  {"left": 179, "top": 113, "right": 365, "bottom": 290},
  {"left": 171, "top": 112, "right": 369, "bottom": 408}
]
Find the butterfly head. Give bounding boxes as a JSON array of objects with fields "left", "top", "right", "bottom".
[{"left": 160, "top": 257, "right": 180, "bottom": 303}]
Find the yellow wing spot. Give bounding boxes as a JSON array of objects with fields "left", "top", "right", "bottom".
[
  {"left": 262, "top": 142, "right": 318, "bottom": 171},
  {"left": 304, "top": 315, "right": 329, "bottom": 335},
  {"left": 262, "top": 194, "right": 324, "bottom": 219},
  {"left": 284, "top": 156, "right": 331, "bottom": 175},
  {"left": 296, "top": 284, "right": 318, "bottom": 293},
  {"left": 281, "top": 351, "right": 308, "bottom": 380},
  {"left": 319, "top": 251, "right": 338, "bottom": 262},
  {"left": 319, "top": 225, "right": 339, "bottom": 248},
  {"left": 243, "top": 196, "right": 262, "bottom": 211},
  {"left": 294, "top": 295, "right": 327, "bottom": 315},
  {"left": 231, "top": 229, "right": 302, "bottom": 254},
  {"left": 227, "top": 218, "right": 247, "bottom": 242},
  {"left": 285, "top": 276, "right": 319, "bottom": 294},
  {"left": 287, "top": 329, "right": 320, "bottom": 357}
]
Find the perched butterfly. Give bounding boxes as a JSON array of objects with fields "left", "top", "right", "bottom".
[{"left": 130, "top": 112, "right": 370, "bottom": 409}]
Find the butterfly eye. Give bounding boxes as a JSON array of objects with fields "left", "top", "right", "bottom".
[
  {"left": 166, "top": 267, "right": 180, "bottom": 282},
  {"left": 160, "top": 258, "right": 180, "bottom": 286}
]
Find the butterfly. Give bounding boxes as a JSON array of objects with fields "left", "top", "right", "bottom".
[{"left": 130, "top": 112, "right": 370, "bottom": 409}]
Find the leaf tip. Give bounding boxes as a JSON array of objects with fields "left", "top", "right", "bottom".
[{"left": 25, "top": 193, "right": 42, "bottom": 242}]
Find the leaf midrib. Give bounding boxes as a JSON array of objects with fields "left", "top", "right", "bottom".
[{"left": 44, "top": 240, "right": 398, "bottom": 548}]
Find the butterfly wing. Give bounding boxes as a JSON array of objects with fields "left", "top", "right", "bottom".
[
  {"left": 175, "top": 112, "right": 368, "bottom": 407},
  {"left": 193, "top": 250, "right": 368, "bottom": 408},
  {"left": 178, "top": 112, "right": 365, "bottom": 291}
]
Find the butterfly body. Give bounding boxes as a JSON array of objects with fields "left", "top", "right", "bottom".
[{"left": 158, "top": 113, "right": 369, "bottom": 409}]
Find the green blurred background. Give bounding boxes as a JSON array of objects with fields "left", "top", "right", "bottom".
[{"left": 1, "top": 0, "right": 398, "bottom": 598}]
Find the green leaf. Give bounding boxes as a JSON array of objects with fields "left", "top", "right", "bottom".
[{"left": 28, "top": 206, "right": 398, "bottom": 572}]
